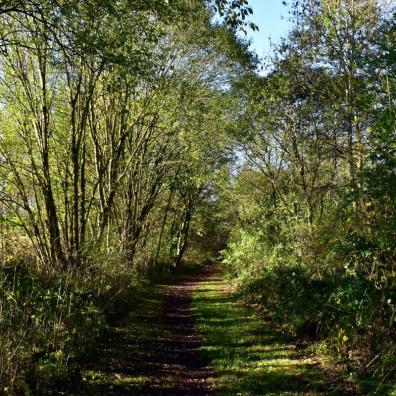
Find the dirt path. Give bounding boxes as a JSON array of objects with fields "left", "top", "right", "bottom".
[
  {"left": 74, "top": 266, "right": 217, "bottom": 395},
  {"left": 71, "top": 264, "right": 355, "bottom": 396}
]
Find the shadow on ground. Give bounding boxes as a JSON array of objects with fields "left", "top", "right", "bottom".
[
  {"left": 71, "top": 267, "right": 216, "bottom": 395},
  {"left": 193, "top": 270, "right": 355, "bottom": 396},
  {"left": 67, "top": 265, "right": 356, "bottom": 395}
]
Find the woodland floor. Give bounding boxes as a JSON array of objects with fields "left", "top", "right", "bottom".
[{"left": 66, "top": 265, "right": 359, "bottom": 395}]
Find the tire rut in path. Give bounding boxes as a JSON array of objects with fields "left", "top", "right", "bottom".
[
  {"left": 158, "top": 266, "right": 217, "bottom": 394},
  {"left": 76, "top": 266, "right": 217, "bottom": 395}
]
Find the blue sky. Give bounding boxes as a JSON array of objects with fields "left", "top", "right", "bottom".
[{"left": 244, "top": 0, "right": 293, "bottom": 59}]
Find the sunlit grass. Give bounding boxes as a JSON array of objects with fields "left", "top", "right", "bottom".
[{"left": 192, "top": 271, "right": 340, "bottom": 395}]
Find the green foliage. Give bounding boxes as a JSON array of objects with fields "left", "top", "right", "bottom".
[
  {"left": 0, "top": 0, "right": 257, "bottom": 391},
  {"left": 0, "top": 0, "right": 395, "bottom": 393},
  {"left": 221, "top": 1, "right": 396, "bottom": 390},
  {"left": 192, "top": 269, "right": 339, "bottom": 394},
  {"left": 0, "top": 256, "right": 150, "bottom": 394}
]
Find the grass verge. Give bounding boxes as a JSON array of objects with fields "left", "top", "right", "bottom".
[{"left": 192, "top": 266, "right": 351, "bottom": 395}]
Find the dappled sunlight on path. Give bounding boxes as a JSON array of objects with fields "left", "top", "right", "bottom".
[
  {"left": 193, "top": 267, "right": 353, "bottom": 395},
  {"left": 74, "top": 267, "right": 217, "bottom": 395},
  {"left": 71, "top": 265, "right": 351, "bottom": 395}
]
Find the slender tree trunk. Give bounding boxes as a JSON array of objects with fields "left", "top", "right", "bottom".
[
  {"left": 154, "top": 184, "right": 175, "bottom": 265},
  {"left": 38, "top": 51, "right": 65, "bottom": 267},
  {"left": 173, "top": 210, "right": 191, "bottom": 268}
]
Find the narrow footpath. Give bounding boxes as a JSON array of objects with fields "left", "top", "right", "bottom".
[{"left": 72, "top": 265, "right": 356, "bottom": 395}]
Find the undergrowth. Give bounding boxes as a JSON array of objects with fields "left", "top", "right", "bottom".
[
  {"left": 0, "top": 256, "right": 146, "bottom": 395},
  {"left": 222, "top": 230, "right": 396, "bottom": 395}
]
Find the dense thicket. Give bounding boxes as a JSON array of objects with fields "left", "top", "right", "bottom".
[{"left": 222, "top": 0, "right": 396, "bottom": 390}]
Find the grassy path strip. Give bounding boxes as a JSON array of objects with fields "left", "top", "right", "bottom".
[{"left": 193, "top": 266, "right": 355, "bottom": 395}]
